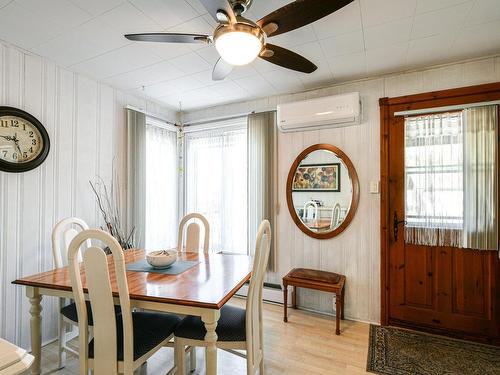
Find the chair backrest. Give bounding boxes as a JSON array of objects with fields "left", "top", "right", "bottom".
[
  {"left": 52, "top": 217, "right": 90, "bottom": 268},
  {"left": 177, "top": 213, "right": 210, "bottom": 252},
  {"left": 330, "top": 203, "right": 341, "bottom": 228},
  {"left": 303, "top": 201, "right": 318, "bottom": 221},
  {"left": 245, "top": 220, "right": 272, "bottom": 375},
  {"left": 68, "top": 229, "right": 133, "bottom": 375}
]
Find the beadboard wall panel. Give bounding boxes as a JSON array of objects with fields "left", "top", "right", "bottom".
[
  {"left": 0, "top": 41, "right": 175, "bottom": 349},
  {"left": 183, "top": 55, "right": 500, "bottom": 324}
]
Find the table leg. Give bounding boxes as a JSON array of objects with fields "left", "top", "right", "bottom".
[
  {"left": 341, "top": 289, "right": 345, "bottom": 320},
  {"left": 202, "top": 309, "right": 220, "bottom": 375},
  {"left": 335, "top": 294, "right": 341, "bottom": 335},
  {"left": 27, "top": 287, "right": 42, "bottom": 375},
  {"left": 283, "top": 284, "right": 288, "bottom": 322}
]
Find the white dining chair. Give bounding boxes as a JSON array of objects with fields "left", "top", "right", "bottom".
[
  {"left": 330, "top": 203, "right": 341, "bottom": 229},
  {"left": 174, "top": 220, "right": 272, "bottom": 375},
  {"left": 51, "top": 217, "right": 91, "bottom": 369},
  {"left": 177, "top": 213, "right": 210, "bottom": 253},
  {"left": 68, "top": 229, "right": 181, "bottom": 375},
  {"left": 303, "top": 201, "right": 318, "bottom": 221}
]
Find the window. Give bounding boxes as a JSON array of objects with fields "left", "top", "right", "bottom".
[
  {"left": 145, "top": 120, "right": 178, "bottom": 249},
  {"left": 184, "top": 123, "right": 248, "bottom": 254}
]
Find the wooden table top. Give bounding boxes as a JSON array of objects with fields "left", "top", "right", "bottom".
[
  {"left": 12, "top": 249, "right": 253, "bottom": 309},
  {"left": 304, "top": 219, "right": 332, "bottom": 230}
]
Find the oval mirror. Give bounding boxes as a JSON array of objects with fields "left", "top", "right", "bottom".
[{"left": 286, "top": 144, "right": 360, "bottom": 239}]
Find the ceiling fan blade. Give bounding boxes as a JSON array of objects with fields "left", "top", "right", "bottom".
[
  {"left": 124, "top": 33, "right": 210, "bottom": 44},
  {"left": 259, "top": 44, "right": 317, "bottom": 73},
  {"left": 212, "top": 57, "right": 234, "bottom": 81},
  {"left": 257, "top": 0, "right": 354, "bottom": 37},
  {"left": 198, "top": 0, "right": 236, "bottom": 23}
]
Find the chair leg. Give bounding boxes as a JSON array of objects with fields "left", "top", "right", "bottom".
[
  {"left": 259, "top": 359, "right": 264, "bottom": 375},
  {"left": 58, "top": 314, "right": 66, "bottom": 369},
  {"left": 189, "top": 347, "right": 196, "bottom": 373},
  {"left": 175, "top": 340, "right": 186, "bottom": 375}
]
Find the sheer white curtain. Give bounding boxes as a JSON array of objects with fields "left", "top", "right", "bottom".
[
  {"left": 185, "top": 126, "right": 247, "bottom": 254},
  {"left": 405, "top": 112, "right": 464, "bottom": 246},
  {"left": 145, "top": 123, "right": 178, "bottom": 250}
]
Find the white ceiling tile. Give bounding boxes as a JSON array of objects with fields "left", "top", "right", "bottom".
[
  {"left": 0, "top": 2, "right": 63, "bottom": 50},
  {"left": 17, "top": 0, "right": 92, "bottom": 29},
  {"left": 70, "top": 44, "right": 162, "bottom": 79},
  {"left": 142, "top": 43, "right": 193, "bottom": 61},
  {"left": 452, "top": 19, "right": 500, "bottom": 59},
  {"left": 244, "top": 0, "right": 289, "bottom": 20},
  {"left": 366, "top": 42, "right": 409, "bottom": 75},
  {"left": 360, "top": 0, "right": 417, "bottom": 27},
  {"left": 411, "top": 2, "right": 471, "bottom": 39},
  {"left": 98, "top": 2, "right": 163, "bottom": 34},
  {"left": 104, "top": 61, "right": 185, "bottom": 90},
  {"left": 262, "top": 69, "right": 305, "bottom": 93},
  {"left": 320, "top": 31, "right": 365, "bottom": 59},
  {"left": 327, "top": 51, "right": 367, "bottom": 81},
  {"left": 235, "top": 74, "right": 277, "bottom": 96},
  {"left": 292, "top": 41, "right": 326, "bottom": 67},
  {"left": 416, "top": 0, "right": 470, "bottom": 14},
  {"left": 184, "top": 0, "right": 208, "bottom": 15},
  {"left": 195, "top": 46, "right": 220, "bottom": 65},
  {"left": 191, "top": 69, "right": 215, "bottom": 85},
  {"left": 252, "top": 57, "right": 281, "bottom": 74},
  {"left": 145, "top": 76, "right": 203, "bottom": 97},
  {"left": 209, "top": 81, "right": 248, "bottom": 98},
  {"left": 407, "top": 34, "right": 455, "bottom": 68},
  {"left": 313, "top": 1, "right": 362, "bottom": 39},
  {"left": 169, "top": 51, "right": 212, "bottom": 74},
  {"left": 364, "top": 17, "right": 412, "bottom": 50},
  {"left": 129, "top": 0, "right": 199, "bottom": 29},
  {"left": 269, "top": 25, "right": 318, "bottom": 49},
  {"left": 31, "top": 17, "right": 129, "bottom": 66},
  {"left": 0, "top": 0, "right": 12, "bottom": 7},
  {"left": 166, "top": 14, "right": 213, "bottom": 35},
  {"left": 69, "top": 0, "right": 125, "bottom": 16},
  {"left": 466, "top": 0, "right": 500, "bottom": 26}
]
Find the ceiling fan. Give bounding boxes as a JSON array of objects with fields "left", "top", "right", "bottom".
[{"left": 125, "top": 0, "right": 354, "bottom": 81}]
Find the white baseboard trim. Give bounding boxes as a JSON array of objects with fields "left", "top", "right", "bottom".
[{"left": 236, "top": 284, "right": 293, "bottom": 306}]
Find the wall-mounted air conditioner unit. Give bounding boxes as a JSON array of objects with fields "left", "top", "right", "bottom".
[{"left": 277, "top": 92, "right": 361, "bottom": 132}]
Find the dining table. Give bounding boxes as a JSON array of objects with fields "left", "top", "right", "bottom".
[{"left": 12, "top": 249, "right": 253, "bottom": 375}]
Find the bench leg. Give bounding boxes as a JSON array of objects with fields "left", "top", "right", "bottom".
[
  {"left": 292, "top": 286, "right": 297, "bottom": 309},
  {"left": 283, "top": 284, "right": 288, "bottom": 323},
  {"left": 335, "top": 294, "right": 341, "bottom": 335}
]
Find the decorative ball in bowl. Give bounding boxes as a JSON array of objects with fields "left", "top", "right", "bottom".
[{"left": 146, "top": 250, "right": 178, "bottom": 269}]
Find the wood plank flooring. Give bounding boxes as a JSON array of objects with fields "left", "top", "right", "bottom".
[{"left": 27, "top": 298, "right": 371, "bottom": 375}]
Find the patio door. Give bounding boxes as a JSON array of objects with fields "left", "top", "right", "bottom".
[{"left": 380, "top": 83, "right": 500, "bottom": 344}]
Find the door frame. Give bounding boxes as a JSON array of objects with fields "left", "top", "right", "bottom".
[{"left": 379, "top": 81, "right": 500, "bottom": 326}]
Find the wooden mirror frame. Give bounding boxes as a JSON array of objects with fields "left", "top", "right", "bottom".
[{"left": 286, "top": 144, "right": 360, "bottom": 240}]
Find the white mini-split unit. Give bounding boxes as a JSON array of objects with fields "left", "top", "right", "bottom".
[{"left": 277, "top": 92, "right": 361, "bottom": 132}]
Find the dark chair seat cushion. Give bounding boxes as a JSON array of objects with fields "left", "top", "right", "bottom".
[
  {"left": 89, "top": 311, "right": 181, "bottom": 361},
  {"left": 175, "top": 305, "right": 246, "bottom": 342},
  {"left": 60, "top": 301, "right": 121, "bottom": 326}
]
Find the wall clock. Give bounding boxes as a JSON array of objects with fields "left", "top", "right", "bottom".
[{"left": 0, "top": 106, "right": 50, "bottom": 173}]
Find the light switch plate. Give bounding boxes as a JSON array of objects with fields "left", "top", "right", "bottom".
[{"left": 370, "top": 181, "right": 380, "bottom": 194}]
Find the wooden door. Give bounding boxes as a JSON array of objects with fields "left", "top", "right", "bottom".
[{"left": 380, "top": 83, "right": 500, "bottom": 345}]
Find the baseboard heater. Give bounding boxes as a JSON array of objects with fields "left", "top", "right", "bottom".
[{"left": 236, "top": 282, "right": 293, "bottom": 306}]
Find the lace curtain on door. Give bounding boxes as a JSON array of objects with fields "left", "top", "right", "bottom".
[{"left": 405, "top": 106, "right": 498, "bottom": 251}]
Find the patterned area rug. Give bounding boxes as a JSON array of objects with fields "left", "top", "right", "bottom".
[{"left": 367, "top": 325, "right": 500, "bottom": 375}]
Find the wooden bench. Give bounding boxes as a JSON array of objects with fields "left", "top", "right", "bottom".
[{"left": 283, "top": 268, "right": 346, "bottom": 335}]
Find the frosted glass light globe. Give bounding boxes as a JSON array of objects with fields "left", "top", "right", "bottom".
[{"left": 215, "top": 31, "right": 262, "bottom": 66}]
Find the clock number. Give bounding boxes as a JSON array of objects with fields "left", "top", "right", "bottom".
[
  {"left": 11, "top": 120, "right": 19, "bottom": 127},
  {"left": 29, "top": 131, "right": 34, "bottom": 138},
  {"left": 29, "top": 147, "right": 33, "bottom": 153},
  {"left": 2, "top": 150, "right": 6, "bottom": 157},
  {"left": 23, "top": 152, "right": 28, "bottom": 159},
  {"left": 32, "top": 139, "right": 36, "bottom": 146},
  {"left": 12, "top": 153, "right": 17, "bottom": 160},
  {"left": 0, "top": 120, "right": 7, "bottom": 128},
  {"left": 22, "top": 123, "right": 26, "bottom": 131}
]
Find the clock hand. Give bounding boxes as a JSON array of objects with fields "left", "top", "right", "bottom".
[{"left": 0, "top": 135, "right": 14, "bottom": 141}]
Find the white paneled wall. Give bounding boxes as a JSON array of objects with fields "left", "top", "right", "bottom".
[
  {"left": 184, "top": 55, "right": 500, "bottom": 323},
  {"left": 0, "top": 41, "right": 175, "bottom": 349}
]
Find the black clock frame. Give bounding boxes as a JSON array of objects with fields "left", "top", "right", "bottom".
[{"left": 0, "top": 106, "right": 50, "bottom": 173}]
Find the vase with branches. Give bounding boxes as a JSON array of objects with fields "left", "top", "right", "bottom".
[{"left": 89, "top": 167, "right": 135, "bottom": 251}]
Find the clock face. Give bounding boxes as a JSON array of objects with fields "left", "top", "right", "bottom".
[
  {"left": 0, "top": 107, "right": 50, "bottom": 173},
  {"left": 0, "top": 116, "right": 44, "bottom": 163}
]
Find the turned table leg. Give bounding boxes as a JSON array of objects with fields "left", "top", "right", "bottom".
[
  {"left": 202, "top": 310, "right": 220, "bottom": 375},
  {"left": 283, "top": 284, "right": 288, "bottom": 322},
  {"left": 341, "top": 288, "right": 345, "bottom": 320},
  {"left": 27, "top": 287, "right": 42, "bottom": 375},
  {"left": 292, "top": 286, "right": 297, "bottom": 309},
  {"left": 335, "top": 294, "right": 341, "bottom": 335}
]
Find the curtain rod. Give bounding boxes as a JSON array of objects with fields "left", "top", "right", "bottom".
[
  {"left": 394, "top": 100, "right": 500, "bottom": 117},
  {"left": 182, "top": 109, "right": 277, "bottom": 126},
  {"left": 126, "top": 105, "right": 178, "bottom": 126}
]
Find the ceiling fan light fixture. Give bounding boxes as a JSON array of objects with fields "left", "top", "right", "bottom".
[{"left": 214, "top": 24, "right": 264, "bottom": 66}]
